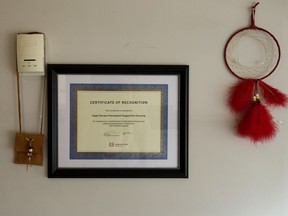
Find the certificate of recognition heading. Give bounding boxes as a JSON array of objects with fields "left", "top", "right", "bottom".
[{"left": 76, "top": 89, "right": 163, "bottom": 154}]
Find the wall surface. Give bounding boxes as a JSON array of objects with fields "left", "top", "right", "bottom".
[{"left": 1, "top": 0, "right": 288, "bottom": 216}]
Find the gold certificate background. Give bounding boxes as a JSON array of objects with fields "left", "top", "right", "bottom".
[{"left": 76, "top": 90, "right": 162, "bottom": 153}]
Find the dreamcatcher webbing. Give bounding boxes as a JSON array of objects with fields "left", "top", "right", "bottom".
[{"left": 225, "top": 28, "right": 280, "bottom": 80}]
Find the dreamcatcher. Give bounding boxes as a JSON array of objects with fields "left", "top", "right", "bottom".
[{"left": 224, "top": 2, "right": 287, "bottom": 142}]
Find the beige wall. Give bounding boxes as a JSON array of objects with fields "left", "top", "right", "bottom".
[{"left": 1, "top": 0, "right": 288, "bottom": 215}]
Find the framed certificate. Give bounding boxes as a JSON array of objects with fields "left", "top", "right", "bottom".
[{"left": 47, "top": 64, "right": 189, "bottom": 178}]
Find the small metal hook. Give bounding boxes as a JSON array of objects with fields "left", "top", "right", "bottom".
[{"left": 252, "top": 2, "right": 260, "bottom": 10}]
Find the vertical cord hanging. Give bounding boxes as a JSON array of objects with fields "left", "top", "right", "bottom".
[{"left": 16, "top": 72, "right": 46, "bottom": 135}]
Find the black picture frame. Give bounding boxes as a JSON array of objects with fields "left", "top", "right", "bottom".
[{"left": 47, "top": 64, "right": 189, "bottom": 178}]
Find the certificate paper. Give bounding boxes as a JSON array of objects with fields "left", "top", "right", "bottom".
[{"left": 70, "top": 84, "right": 168, "bottom": 160}]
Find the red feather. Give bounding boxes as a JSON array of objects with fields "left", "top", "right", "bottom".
[
  {"left": 259, "top": 81, "right": 288, "bottom": 107},
  {"left": 228, "top": 79, "right": 255, "bottom": 113},
  {"left": 236, "top": 103, "right": 277, "bottom": 142}
]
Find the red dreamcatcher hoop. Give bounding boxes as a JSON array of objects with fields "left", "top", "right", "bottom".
[{"left": 224, "top": 2, "right": 287, "bottom": 142}]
